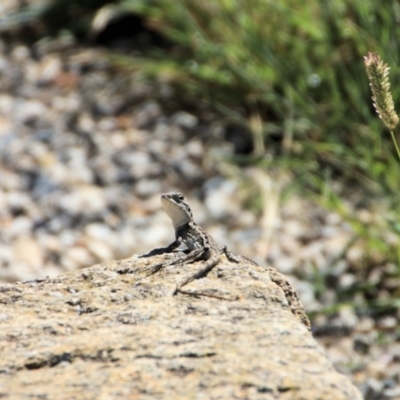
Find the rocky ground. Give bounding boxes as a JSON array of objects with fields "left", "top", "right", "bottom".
[
  {"left": 0, "top": 255, "right": 362, "bottom": 400},
  {"left": 0, "top": 12, "right": 399, "bottom": 399}
]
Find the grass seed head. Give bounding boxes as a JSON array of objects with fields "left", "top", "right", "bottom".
[{"left": 364, "top": 52, "right": 399, "bottom": 130}]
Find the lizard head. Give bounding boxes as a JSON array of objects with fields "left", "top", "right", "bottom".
[{"left": 161, "top": 192, "right": 193, "bottom": 228}]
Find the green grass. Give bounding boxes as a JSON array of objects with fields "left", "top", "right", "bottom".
[{"left": 119, "top": 1, "right": 400, "bottom": 177}]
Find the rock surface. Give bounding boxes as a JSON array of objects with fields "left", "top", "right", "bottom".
[{"left": 0, "top": 254, "right": 362, "bottom": 399}]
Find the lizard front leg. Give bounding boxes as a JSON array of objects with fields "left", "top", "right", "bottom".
[
  {"left": 141, "top": 237, "right": 183, "bottom": 257},
  {"left": 145, "top": 245, "right": 206, "bottom": 277}
]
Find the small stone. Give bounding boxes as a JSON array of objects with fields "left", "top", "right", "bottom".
[
  {"left": 0, "top": 170, "right": 22, "bottom": 191},
  {"left": 363, "top": 378, "right": 384, "bottom": 397},
  {"left": 384, "top": 386, "right": 400, "bottom": 398},
  {"left": 38, "top": 55, "right": 63, "bottom": 84},
  {"left": 123, "top": 294, "right": 133, "bottom": 302},
  {"left": 171, "top": 111, "right": 198, "bottom": 129},
  {"left": 354, "top": 334, "right": 372, "bottom": 354},
  {"left": 357, "top": 209, "right": 373, "bottom": 223},
  {"left": 7, "top": 216, "right": 33, "bottom": 239},
  {"left": 11, "top": 45, "right": 30, "bottom": 62},
  {"left": 0, "top": 116, "right": 12, "bottom": 136},
  {"left": 0, "top": 94, "right": 14, "bottom": 114},
  {"left": 59, "top": 231, "right": 78, "bottom": 247},
  {"left": 339, "top": 273, "right": 357, "bottom": 289},
  {"left": 323, "top": 233, "right": 352, "bottom": 255},
  {"left": 134, "top": 101, "right": 161, "bottom": 127},
  {"left": 139, "top": 223, "right": 172, "bottom": 250},
  {"left": 97, "top": 117, "right": 118, "bottom": 132},
  {"left": 113, "top": 227, "right": 137, "bottom": 258},
  {"left": 273, "top": 256, "right": 296, "bottom": 274},
  {"left": 355, "top": 317, "right": 375, "bottom": 332},
  {"left": 49, "top": 291, "right": 64, "bottom": 298},
  {"left": 118, "top": 151, "right": 152, "bottom": 180},
  {"left": 77, "top": 113, "right": 95, "bottom": 132},
  {"left": 16, "top": 100, "right": 47, "bottom": 124},
  {"left": 86, "top": 239, "right": 113, "bottom": 261},
  {"left": 84, "top": 223, "right": 112, "bottom": 241},
  {"left": 326, "top": 212, "right": 342, "bottom": 225},
  {"left": 0, "top": 244, "right": 13, "bottom": 267},
  {"left": 146, "top": 139, "right": 168, "bottom": 154},
  {"left": 12, "top": 236, "right": 43, "bottom": 269},
  {"left": 338, "top": 306, "right": 358, "bottom": 329},
  {"left": 235, "top": 210, "right": 256, "bottom": 227},
  {"left": 61, "top": 247, "right": 94, "bottom": 271},
  {"left": 346, "top": 245, "right": 364, "bottom": 265},
  {"left": 135, "top": 180, "right": 162, "bottom": 197},
  {"left": 377, "top": 317, "right": 397, "bottom": 330},
  {"left": 298, "top": 241, "right": 326, "bottom": 270},
  {"left": 204, "top": 179, "right": 239, "bottom": 219},
  {"left": 59, "top": 186, "right": 106, "bottom": 214},
  {"left": 282, "top": 219, "right": 305, "bottom": 239},
  {"left": 52, "top": 94, "right": 81, "bottom": 113},
  {"left": 279, "top": 236, "right": 301, "bottom": 255},
  {"left": 0, "top": 314, "right": 10, "bottom": 322},
  {"left": 186, "top": 140, "right": 204, "bottom": 158}
]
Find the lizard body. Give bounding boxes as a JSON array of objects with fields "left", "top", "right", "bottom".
[{"left": 146, "top": 192, "right": 311, "bottom": 331}]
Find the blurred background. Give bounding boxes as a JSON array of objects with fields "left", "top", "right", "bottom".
[{"left": 1, "top": 0, "right": 400, "bottom": 397}]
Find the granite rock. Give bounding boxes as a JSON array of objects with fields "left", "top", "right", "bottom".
[{"left": 0, "top": 254, "right": 362, "bottom": 400}]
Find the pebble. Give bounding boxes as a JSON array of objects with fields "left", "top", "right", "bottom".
[
  {"left": 135, "top": 179, "right": 162, "bottom": 197},
  {"left": 38, "top": 234, "right": 61, "bottom": 252},
  {"left": 172, "top": 158, "right": 203, "bottom": 181},
  {"left": 84, "top": 223, "right": 113, "bottom": 241},
  {"left": 61, "top": 247, "right": 94, "bottom": 271},
  {"left": 0, "top": 169, "right": 21, "bottom": 190},
  {"left": 6, "top": 216, "right": 33, "bottom": 238},
  {"left": 11, "top": 45, "right": 30, "bottom": 62},
  {"left": 0, "top": 244, "right": 13, "bottom": 267},
  {"left": 0, "top": 314, "right": 10, "bottom": 322},
  {"left": 204, "top": 179, "right": 239, "bottom": 219},
  {"left": 384, "top": 386, "right": 400, "bottom": 398},
  {"left": 282, "top": 219, "right": 305, "bottom": 239},
  {"left": 12, "top": 236, "right": 43, "bottom": 269},
  {"left": 86, "top": 239, "right": 113, "bottom": 261},
  {"left": 113, "top": 227, "right": 136, "bottom": 258},
  {"left": 171, "top": 111, "right": 198, "bottom": 129},
  {"left": 37, "top": 55, "right": 63, "bottom": 84},
  {"left": 279, "top": 236, "right": 301, "bottom": 255},
  {"left": 356, "top": 317, "right": 375, "bottom": 333},
  {"left": 273, "top": 256, "right": 296, "bottom": 274},
  {"left": 346, "top": 244, "right": 364, "bottom": 265},
  {"left": 58, "top": 231, "right": 78, "bottom": 247},
  {"left": 363, "top": 378, "right": 384, "bottom": 398},
  {"left": 139, "top": 223, "right": 172, "bottom": 250},
  {"left": 377, "top": 317, "right": 397, "bottom": 330},
  {"left": 339, "top": 273, "right": 357, "bottom": 289},
  {"left": 134, "top": 101, "right": 161, "bottom": 127},
  {"left": 0, "top": 116, "right": 12, "bottom": 136},
  {"left": 16, "top": 100, "right": 48, "bottom": 124},
  {"left": 185, "top": 140, "right": 204, "bottom": 158},
  {"left": 338, "top": 308, "right": 359, "bottom": 329},
  {"left": 58, "top": 186, "right": 106, "bottom": 214}
]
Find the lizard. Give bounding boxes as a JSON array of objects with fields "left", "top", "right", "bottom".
[{"left": 144, "top": 192, "right": 311, "bottom": 331}]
